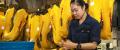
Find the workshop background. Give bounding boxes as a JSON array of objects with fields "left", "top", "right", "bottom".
[{"left": 0, "top": 0, "right": 120, "bottom": 50}]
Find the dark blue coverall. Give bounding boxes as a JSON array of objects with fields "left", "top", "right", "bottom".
[{"left": 68, "top": 14, "right": 101, "bottom": 50}]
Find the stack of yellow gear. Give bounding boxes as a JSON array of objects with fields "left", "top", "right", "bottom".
[
  {"left": 51, "top": 5, "right": 62, "bottom": 45},
  {"left": 29, "top": 15, "right": 41, "bottom": 50},
  {"left": 2, "top": 7, "right": 15, "bottom": 40},
  {"left": 3, "top": 9, "right": 28, "bottom": 41},
  {"left": 46, "top": 0, "right": 72, "bottom": 49},
  {"left": 4, "top": 7, "right": 15, "bottom": 37},
  {"left": 30, "top": 15, "right": 40, "bottom": 42},
  {"left": 26, "top": 13, "right": 53, "bottom": 50},
  {"left": 25, "top": 14, "right": 34, "bottom": 41},
  {"left": 40, "top": 13, "right": 53, "bottom": 50},
  {"left": 85, "top": 0, "right": 114, "bottom": 40},
  {"left": 100, "top": 0, "right": 114, "bottom": 40},
  {"left": 24, "top": 14, "right": 41, "bottom": 50},
  {"left": 60, "top": 0, "right": 72, "bottom": 38}
]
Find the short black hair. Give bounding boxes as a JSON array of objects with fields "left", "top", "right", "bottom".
[{"left": 71, "top": 0, "right": 88, "bottom": 9}]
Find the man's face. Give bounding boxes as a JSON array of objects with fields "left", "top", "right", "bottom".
[{"left": 71, "top": 3, "right": 84, "bottom": 19}]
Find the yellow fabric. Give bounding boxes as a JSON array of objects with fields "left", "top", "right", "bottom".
[
  {"left": 88, "top": 0, "right": 102, "bottom": 22},
  {"left": 25, "top": 14, "right": 33, "bottom": 41},
  {"left": 4, "top": 8, "right": 15, "bottom": 33},
  {"left": 40, "top": 13, "right": 52, "bottom": 48},
  {"left": 29, "top": 15, "right": 41, "bottom": 50},
  {"left": 26, "top": 14, "right": 43, "bottom": 50},
  {"left": 0, "top": 15, "right": 5, "bottom": 40},
  {"left": 60, "top": 0, "right": 72, "bottom": 38},
  {"left": 51, "top": 0, "right": 72, "bottom": 45},
  {"left": 84, "top": 0, "right": 88, "bottom": 3},
  {"left": 3, "top": 9, "right": 28, "bottom": 41},
  {"left": 0, "top": 11, "right": 4, "bottom": 16},
  {"left": 3, "top": 8, "right": 15, "bottom": 40},
  {"left": 100, "top": 0, "right": 114, "bottom": 40},
  {"left": 51, "top": 5, "right": 62, "bottom": 45},
  {"left": 30, "top": 15, "right": 40, "bottom": 41},
  {"left": 88, "top": 0, "right": 114, "bottom": 40}
]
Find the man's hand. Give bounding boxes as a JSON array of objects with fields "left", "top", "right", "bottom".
[{"left": 62, "top": 40, "right": 78, "bottom": 50}]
